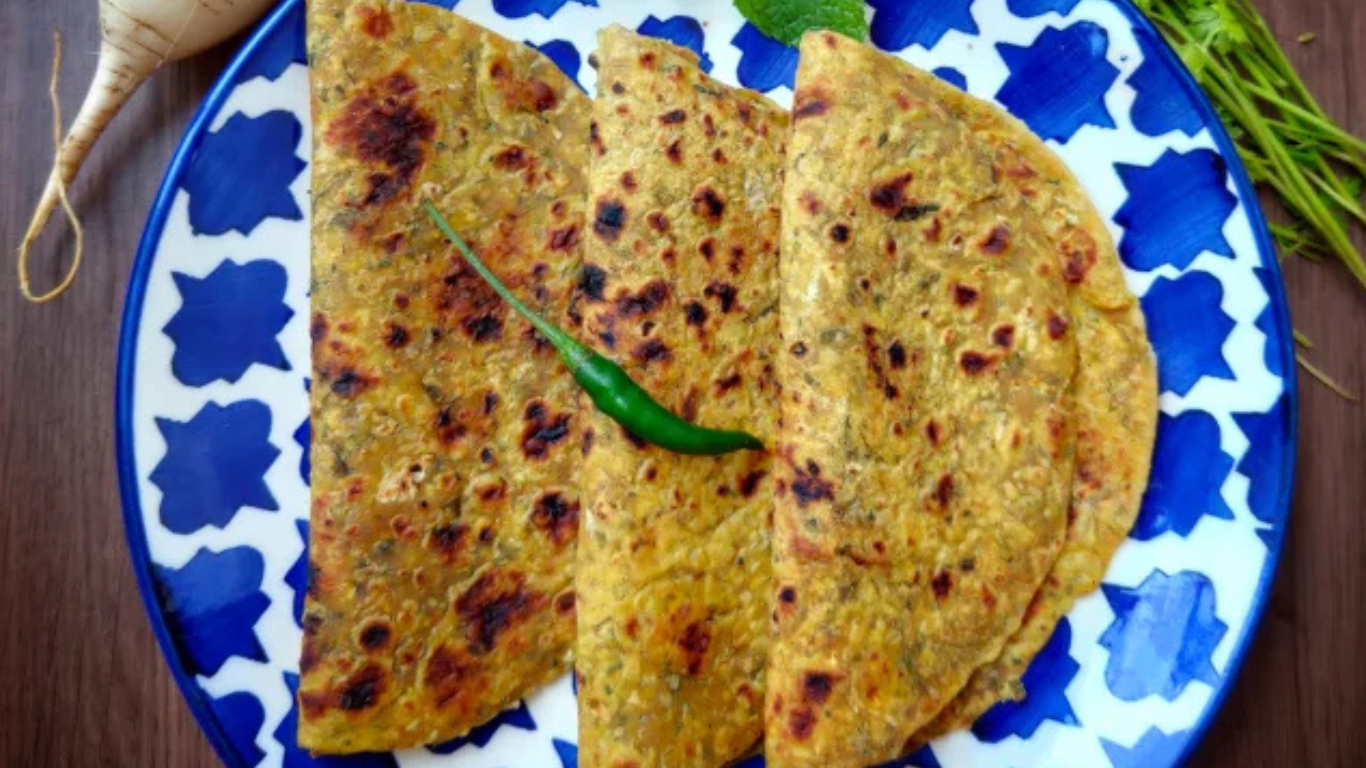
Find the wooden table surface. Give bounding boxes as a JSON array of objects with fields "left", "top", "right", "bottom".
[{"left": 1, "top": 1, "right": 1362, "bottom": 766}]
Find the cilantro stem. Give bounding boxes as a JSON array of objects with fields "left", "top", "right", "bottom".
[
  {"left": 1267, "top": 222, "right": 1325, "bottom": 262},
  {"left": 421, "top": 199, "right": 593, "bottom": 370},
  {"left": 1306, "top": 168, "right": 1366, "bottom": 226},
  {"left": 1298, "top": 353, "right": 1359, "bottom": 401},
  {"left": 1241, "top": 81, "right": 1366, "bottom": 153}
]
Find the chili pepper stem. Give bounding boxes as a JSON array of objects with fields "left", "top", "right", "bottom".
[
  {"left": 422, "top": 200, "right": 765, "bottom": 455},
  {"left": 422, "top": 199, "right": 592, "bottom": 370}
]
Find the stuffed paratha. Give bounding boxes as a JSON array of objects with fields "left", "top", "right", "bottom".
[
  {"left": 765, "top": 31, "right": 1078, "bottom": 768},
  {"left": 909, "top": 63, "right": 1158, "bottom": 742},
  {"left": 301, "top": 0, "right": 588, "bottom": 752},
  {"left": 575, "top": 26, "right": 785, "bottom": 768}
]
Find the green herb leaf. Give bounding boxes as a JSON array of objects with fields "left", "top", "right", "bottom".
[{"left": 734, "top": 0, "right": 868, "bottom": 47}]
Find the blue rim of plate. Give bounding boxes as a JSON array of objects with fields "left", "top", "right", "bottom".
[
  {"left": 1104, "top": 5, "right": 1298, "bottom": 766},
  {"left": 113, "top": 1, "right": 1299, "bottom": 766},
  {"left": 116, "top": 5, "right": 309, "bottom": 765}
]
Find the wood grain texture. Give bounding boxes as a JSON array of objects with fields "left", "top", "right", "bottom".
[
  {"left": 0, "top": 2, "right": 234, "bottom": 767},
  {"left": 0, "top": 1, "right": 1361, "bottom": 767}
]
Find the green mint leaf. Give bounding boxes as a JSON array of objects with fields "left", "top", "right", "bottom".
[{"left": 734, "top": 0, "right": 868, "bottom": 47}]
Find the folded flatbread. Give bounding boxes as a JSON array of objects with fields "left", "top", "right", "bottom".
[
  {"left": 911, "top": 57, "right": 1158, "bottom": 743},
  {"left": 301, "top": 0, "right": 588, "bottom": 752},
  {"left": 575, "top": 26, "right": 786, "bottom": 768},
  {"left": 766, "top": 31, "right": 1079, "bottom": 768}
]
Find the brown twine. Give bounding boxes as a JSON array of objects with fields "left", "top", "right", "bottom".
[{"left": 17, "top": 31, "right": 86, "bottom": 304}]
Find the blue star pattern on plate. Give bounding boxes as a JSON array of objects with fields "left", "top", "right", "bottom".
[
  {"left": 1251, "top": 267, "right": 1287, "bottom": 379},
  {"left": 236, "top": 1, "right": 307, "bottom": 85},
  {"left": 637, "top": 15, "right": 712, "bottom": 73},
  {"left": 1102, "top": 726, "right": 1190, "bottom": 768},
  {"left": 995, "top": 23, "right": 1119, "bottom": 142},
  {"left": 1139, "top": 271, "right": 1236, "bottom": 396},
  {"left": 286, "top": 519, "right": 310, "bottom": 626},
  {"left": 732, "top": 23, "right": 798, "bottom": 92},
  {"left": 1241, "top": 269, "right": 1293, "bottom": 544},
  {"left": 1100, "top": 570, "right": 1228, "bottom": 702},
  {"left": 182, "top": 111, "right": 305, "bottom": 237},
  {"left": 1116, "top": 149, "right": 1237, "bottom": 270},
  {"left": 1233, "top": 394, "right": 1291, "bottom": 529},
  {"left": 531, "top": 40, "right": 584, "bottom": 88},
  {"left": 868, "top": 0, "right": 978, "bottom": 51},
  {"left": 164, "top": 260, "right": 294, "bottom": 387},
  {"left": 1126, "top": 31, "right": 1204, "bottom": 138},
  {"left": 154, "top": 547, "right": 270, "bottom": 676},
  {"left": 1007, "top": 0, "right": 1083, "bottom": 16},
  {"left": 493, "top": 0, "right": 595, "bottom": 19},
  {"left": 1255, "top": 525, "right": 1278, "bottom": 549},
  {"left": 294, "top": 416, "right": 310, "bottom": 485},
  {"left": 426, "top": 700, "right": 537, "bottom": 753},
  {"left": 973, "top": 618, "right": 1080, "bottom": 741},
  {"left": 1131, "top": 411, "right": 1235, "bottom": 540},
  {"left": 207, "top": 691, "right": 268, "bottom": 766},
  {"left": 150, "top": 400, "right": 280, "bottom": 534},
  {"left": 275, "top": 673, "right": 400, "bottom": 768},
  {"left": 296, "top": 378, "right": 311, "bottom": 484},
  {"left": 933, "top": 67, "right": 967, "bottom": 91},
  {"left": 552, "top": 738, "right": 578, "bottom": 768}
]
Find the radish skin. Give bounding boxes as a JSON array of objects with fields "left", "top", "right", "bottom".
[{"left": 18, "top": 0, "right": 274, "bottom": 303}]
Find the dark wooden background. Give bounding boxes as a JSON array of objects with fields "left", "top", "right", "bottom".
[{"left": 1, "top": 0, "right": 1362, "bottom": 765}]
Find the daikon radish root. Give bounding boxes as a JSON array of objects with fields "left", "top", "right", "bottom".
[{"left": 17, "top": 0, "right": 273, "bottom": 303}]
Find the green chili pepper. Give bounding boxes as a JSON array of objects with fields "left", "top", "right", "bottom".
[{"left": 423, "top": 200, "right": 764, "bottom": 456}]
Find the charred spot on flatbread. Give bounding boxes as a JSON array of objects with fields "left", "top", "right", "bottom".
[
  {"left": 793, "top": 88, "right": 831, "bottom": 120},
  {"left": 614, "top": 280, "right": 672, "bottom": 318},
  {"left": 1047, "top": 312, "right": 1070, "bottom": 339},
  {"left": 455, "top": 570, "right": 547, "bottom": 655},
  {"left": 301, "top": 662, "right": 388, "bottom": 718},
  {"left": 357, "top": 5, "right": 393, "bottom": 38},
  {"left": 428, "top": 523, "right": 469, "bottom": 563},
  {"left": 791, "top": 461, "right": 834, "bottom": 507},
  {"left": 520, "top": 400, "right": 573, "bottom": 460},
  {"left": 530, "top": 491, "right": 579, "bottom": 547},
  {"left": 801, "top": 671, "right": 841, "bottom": 705},
  {"left": 434, "top": 260, "right": 506, "bottom": 342},
  {"left": 326, "top": 71, "right": 435, "bottom": 208},
  {"left": 992, "top": 324, "right": 1016, "bottom": 348},
  {"left": 704, "top": 281, "right": 738, "bottom": 313},
  {"left": 306, "top": 0, "right": 588, "bottom": 752},
  {"left": 691, "top": 185, "right": 726, "bottom": 223},
  {"left": 593, "top": 198, "right": 627, "bottom": 241},
  {"left": 358, "top": 620, "right": 394, "bottom": 652},
  {"left": 632, "top": 338, "right": 673, "bottom": 365},
  {"left": 958, "top": 350, "right": 998, "bottom": 376},
  {"left": 677, "top": 620, "right": 713, "bottom": 675},
  {"left": 548, "top": 224, "right": 581, "bottom": 251},
  {"left": 980, "top": 224, "right": 1011, "bottom": 255}
]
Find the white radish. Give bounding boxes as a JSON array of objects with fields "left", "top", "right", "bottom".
[{"left": 18, "top": 0, "right": 274, "bottom": 303}]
